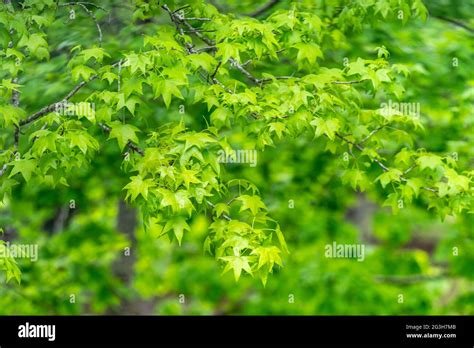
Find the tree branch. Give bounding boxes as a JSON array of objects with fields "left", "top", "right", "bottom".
[
  {"left": 19, "top": 79, "right": 92, "bottom": 127},
  {"left": 374, "top": 272, "right": 447, "bottom": 284},
  {"left": 332, "top": 79, "right": 367, "bottom": 85},
  {"left": 335, "top": 132, "right": 438, "bottom": 193},
  {"left": 59, "top": 2, "right": 105, "bottom": 46},
  {"left": 433, "top": 15, "right": 474, "bottom": 34},
  {"left": 19, "top": 60, "right": 121, "bottom": 127},
  {"left": 247, "top": 0, "right": 281, "bottom": 18}
]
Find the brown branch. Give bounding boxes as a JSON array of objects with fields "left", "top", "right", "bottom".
[
  {"left": 19, "top": 61, "right": 121, "bottom": 127},
  {"left": 360, "top": 124, "right": 385, "bottom": 144},
  {"left": 185, "top": 17, "right": 211, "bottom": 21},
  {"left": 59, "top": 2, "right": 105, "bottom": 46},
  {"left": 210, "top": 61, "right": 222, "bottom": 80},
  {"left": 332, "top": 79, "right": 367, "bottom": 85},
  {"left": 374, "top": 272, "right": 447, "bottom": 284},
  {"left": 229, "top": 57, "right": 260, "bottom": 84},
  {"left": 11, "top": 77, "right": 20, "bottom": 151},
  {"left": 433, "top": 15, "right": 474, "bottom": 34},
  {"left": 335, "top": 132, "right": 438, "bottom": 193},
  {"left": 60, "top": 2, "right": 106, "bottom": 11},
  {"left": 164, "top": 6, "right": 275, "bottom": 86},
  {"left": 247, "top": 0, "right": 281, "bottom": 18},
  {"left": 19, "top": 79, "right": 92, "bottom": 127}
]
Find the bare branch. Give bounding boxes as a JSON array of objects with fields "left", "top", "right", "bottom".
[
  {"left": 185, "top": 17, "right": 211, "bottom": 21},
  {"left": 247, "top": 0, "right": 281, "bottom": 18},
  {"left": 229, "top": 58, "right": 260, "bottom": 84},
  {"left": 205, "top": 200, "right": 232, "bottom": 221},
  {"left": 59, "top": 2, "right": 105, "bottom": 46},
  {"left": 335, "top": 132, "right": 438, "bottom": 194},
  {"left": 374, "top": 272, "right": 447, "bottom": 284},
  {"left": 19, "top": 79, "right": 92, "bottom": 127},
  {"left": 0, "top": 164, "right": 7, "bottom": 176},
  {"left": 19, "top": 61, "right": 121, "bottom": 128},
  {"left": 360, "top": 124, "right": 385, "bottom": 144},
  {"left": 60, "top": 2, "right": 107, "bottom": 11},
  {"left": 195, "top": 46, "right": 216, "bottom": 53},
  {"left": 332, "top": 79, "right": 367, "bottom": 85},
  {"left": 210, "top": 61, "right": 222, "bottom": 80},
  {"left": 433, "top": 15, "right": 474, "bottom": 34}
]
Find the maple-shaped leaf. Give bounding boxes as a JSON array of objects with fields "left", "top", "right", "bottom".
[
  {"left": 124, "top": 175, "right": 155, "bottom": 201},
  {"left": 9, "top": 159, "right": 36, "bottom": 182},
  {"left": 163, "top": 216, "right": 190, "bottom": 245},
  {"left": 220, "top": 255, "right": 253, "bottom": 281},
  {"left": 310, "top": 117, "right": 340, "bottom": 141},
  {"left": 375, "top": 168, "right": 403, "bottom": 188},
  {"left": 417, "top": 154, "right": 443, "bottom": 170},
  {"left": 108, "top": 121, "right": 140, "bottom": 150},
  {"left": 237, "top": 195, "right": 266, "bottom": 216}
]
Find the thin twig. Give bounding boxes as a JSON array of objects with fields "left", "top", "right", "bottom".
[
  {"left": 360, "top": 124, "right": 385, "bottom": 144},
  {"left": 433, "top": 15, "right": 474, "bottom": 34},
  {"left": 247, "top": 0, "right": 281, "bottom": 18},
  {"left": 335, "top": 132, "right": 438, "bottom": 193},
  {"left": 60, "top": 2, "right": 104, "bottom": 46},
  {"left": 185, "top": 17, "right": 211, "bottom": 21},
  {"left": 332, "top": 79, "right": 367, "bottom": 85},
  {"left": 210, "top": 61, "right": 222, "bottom": 80},
  {"left": 19, "top": 61, "right": 121, "bottom": 127},
  {"left": 374, "top": 272, "right": 447, "bottom": 284},
  {"left": 205, "top": 200, "right": 232, "bottom": 221}
]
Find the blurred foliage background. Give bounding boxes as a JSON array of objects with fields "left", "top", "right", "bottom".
[{"left": 0, "top": 0, "right": 473, "bottom": 315}]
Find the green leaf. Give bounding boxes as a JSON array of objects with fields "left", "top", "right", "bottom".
[
  {"left": 9, "top": 159, "right": 36, "bottom": 182},
  {"left": 71, "top": 65, "right": 96, "bottom": 82},
  {"left": 417, "top": 154, "right": 443, "bottom": 171},
  {"left": 108, "top": 121, "right": 140, "bottom": 150},
  {"left": 124, "top": 175, "right": 155, "bottom": 201},
  {"left": 220, "top": 255, "right": 253, "bottom": 281},
  {"left": 216, "top": 42, "right": 240, "bottom": 64},
  {"left": 180, "top": 168, "right": 201, "bottom": 188},
  {"left": 274, "top": 225, "right": 289, "bottom": 254},
  {"left": 347, "top": 58, "right": 367, "bottom": 76},
  {"left": 116, "top": 94, "right": 141, "bottom": 115},
  {"left": 210, "top": 107, "right": 231, "bottom": 129},
  {"left": 294, "top": 42, "right": 323, "bottom": 65},
  {"left": 341, "top": 168, "right": 367, "bottom": 191},
  {"left": 163, "top": 216, "right": 190, "bottom": 246},
  {"left": 252, "top": 246, "right": 282, "bottom": 269},
  {"left": 213, "top": 203, "right": 230, "bottom": 218},
  {"left": 237, "top": 195, "right": 266, "bottom": 216},
  {"left": 375, "top": 168, "right": 403, "bottom": 188},
  {"left": 310, "top": 117, "right": 340, "bottom": 140},
  {"left": 186, "top": 52, "right": 215, "bottom": 71},
  {"left": 67, "top": 131, "right": 99, "bottom": 154},
  {"left": 124, "top": 53, "right": 151, "bottom": 74},
  {"left": 18, "top": 33, "right": 49, "bottom": 60},
  {"left": 178, "top": 132, "right": 216, "bottom": 152},
  {"left": 0, "top": 104, "right": 25, "bottom": 126},
  {"left": 79, "top": 47, "right": 110, "bottom": 63}
]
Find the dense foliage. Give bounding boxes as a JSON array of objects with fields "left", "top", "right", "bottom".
[{"left": 0, "top": 0, "right": 473, "bottom": 314}]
